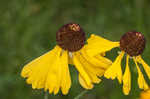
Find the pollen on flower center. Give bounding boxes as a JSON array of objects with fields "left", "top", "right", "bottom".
[
  {"left": 56, "top": 23, "right": 86, "bottom": 52},
  {"left": 120, "top": 31, "right": 146, "bottom": 56}
]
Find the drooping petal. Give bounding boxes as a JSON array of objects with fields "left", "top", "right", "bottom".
[
  {"left": 45, "top": 50, "right": 72, "bottom": 95},
  {"left": 136, "top": 56, "right": 150, "bottom": 80},
  {"left": 21, "top": 45, "right": 71, "bottom": 95},
  {"left": 76, "top": 51, "right": 103, "bottom": 83},
  {"left": 133, "top": 58, "right": 149, "bottom": 90},
  {"left": 123, "top": 55, "right": 131, "bottom": 95},
  {"left": 72, "top": 52, "right": 93, "bottom": 89},
  {"left": 44, "top": 51, "right": 61, "bottom": 94},
  {"left": 21, "top": 46, "right": 62, "bottom": 90},
  {"left": 81, "top": 46, "right": 112, "bottom": 70},
  {"left": 73, "top": 48, "right": 109, "bottom": 89},
  {"left": 104, "top": 51, "right": 125, "bottom": 84},
  {"left": 79, "top": 74, "right": 94, "bottom": 89},
  {"left": 60, "top": 51, "right": 71, "bottom": 95},
  {"left": 95, "top": 55, "right": 112, "bottom": 68},
  {"left": 73, "top": 46, "right": 113, "bottom": 89},
  {"left": 86, "top": 34, "right": 120, "bottom": 56}
]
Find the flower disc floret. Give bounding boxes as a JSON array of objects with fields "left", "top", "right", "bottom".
[
  {"left": 56, "top": 23, "right": 86, "bottom": 52},
  {"left": 120, "top": 31, "right": 146, "bottom": 56}
]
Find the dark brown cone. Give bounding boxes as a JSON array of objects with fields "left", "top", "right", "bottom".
[
  {"left": 56, "top": 23, "right": 86, "bottom": 52},
  {"left": 120, "top": 31, "right": 146, "bottom": 56}
]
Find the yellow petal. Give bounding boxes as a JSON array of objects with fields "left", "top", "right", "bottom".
[
  {"left": 45, "top": 50, "right": 71, "bottom": 95},
  {"left": 104, "top": 51, "right": 124, "bottom": 84},
  {"left": 60, "top": 51, "right": 71, "bottom": 95},
  {"left": 123, "top": 55, "right": 131, "bottom": 95},
  {"left": 76, "top": 51, "right": 103, "bottom": 83},
  {"left": 73, "top": 52, "right": 93, "bottom": 88},
  {"left": 79, "top": 74, "right": 94, "bottom": 89},
  {"left": 21, "top": 45, "right": 62, "bottom": 90},
  {"left": 95, "top": 55, "right": 112, "bottom": 68},
  {"left": 134, "top": 58, "right": 149, "bottom": 90},
  {"left": 43, "top": 46, "right": 63, "bottom": 95},
  {"left": 136, "top": 56, "right": 150, "bottom": 80},
  {"left": 81, "top": 46, "right": 112, "bottom": 70},
  {"left": 140, "top": 89, "right": 150, "bottom": 99},
  {"left": 86, "top": 34, "right": 120, "bottom": 56},
  {"left": 21, "top": 46, "right": 61, "bottom": 78},
  {"left": 21, "top": 45, "right": 72, "bottom": 95}
]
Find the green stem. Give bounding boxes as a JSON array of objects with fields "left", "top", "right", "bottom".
[
  {"left": 44, "top": 92, "right": 49, "bottom": 99},
  {"left": 74, "top": 90, "right": 88, "bottom": 99}
]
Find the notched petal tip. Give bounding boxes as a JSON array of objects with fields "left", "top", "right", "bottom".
[
  {"left": 21, "top": 46, "right": 71, "bottom": 95},
  {"left": 104, "top": 51, "right": 124, "bottom": 84}
]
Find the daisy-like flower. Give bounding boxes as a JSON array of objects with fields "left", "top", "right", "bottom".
[
  {"left": 21, "top": 23, "right": 112, "bottom": 95},
  {"left": 86, "top": 31, "right": 150, "bottom": 95},
  {"left": 140, "top": 89, "right": 150, "bottom": 99}
]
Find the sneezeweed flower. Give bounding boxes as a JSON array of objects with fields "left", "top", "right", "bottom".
[
  {"left": 21, "top": 23, "right": 112, "bottom": 95},
  {"left": 86, "top": 31, "right": 150, "bottom": 95},
  {"left": 140, "top": 89, "right": 150, "bottom": 99}
]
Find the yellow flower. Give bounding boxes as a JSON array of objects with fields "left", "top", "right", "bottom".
[
  {"left": 140, "top": 89, "right": 150, "bottom": 99},
  {"left": 21, "top": 23, "right": 112, "bottom": 95},
  {"left": 86, "top": 31, "right": 150, "bottom": 95}
]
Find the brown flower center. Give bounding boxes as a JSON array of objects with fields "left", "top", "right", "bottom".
[
  {"left": 120, "top": 31, "right": 146, "bottom": 56},
  {"left": 56, "top": 23, "right": 86, "bottom": 52}
]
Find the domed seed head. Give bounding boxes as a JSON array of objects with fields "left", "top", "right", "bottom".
[
  {"left": 120, "top": 31, "right": 146, "bottom": 57},
  {"left": 56, "top": 23, "right": 86, "bottom": 52}
]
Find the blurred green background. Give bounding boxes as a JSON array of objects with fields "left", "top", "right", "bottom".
[{"left": 0, "top": 0, "right": 150, "bottom": 99}]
